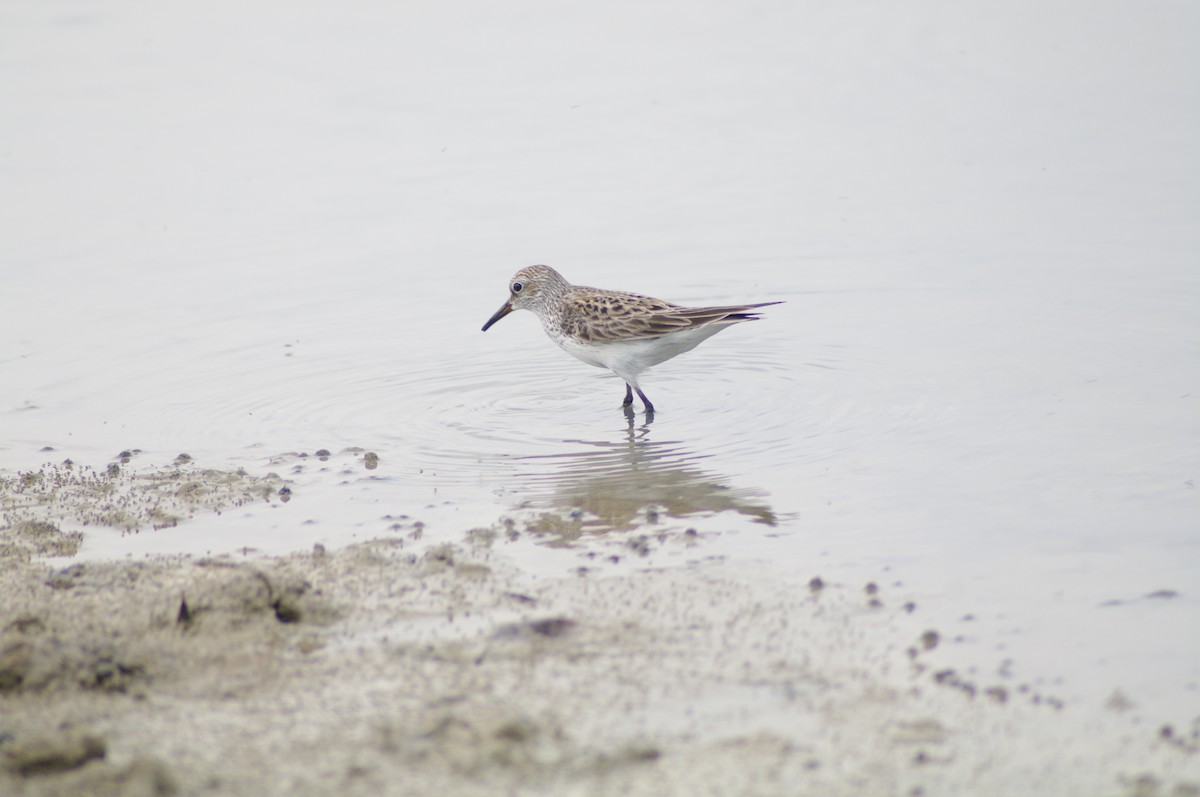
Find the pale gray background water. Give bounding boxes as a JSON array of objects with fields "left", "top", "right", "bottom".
[{"left": 3, "top": 1, "right": 1198, "bottom": 734}]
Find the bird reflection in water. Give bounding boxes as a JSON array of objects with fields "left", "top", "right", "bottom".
[{"left": 509, "top": 410, "right": 777, "bottom": 545}]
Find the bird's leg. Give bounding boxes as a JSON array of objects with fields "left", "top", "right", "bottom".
[
  {"left": 622, "top": 383, "right": 634, "bottom": 407},
  {"left": 635, "top": 387, "right": 655, "bottom": 414}
]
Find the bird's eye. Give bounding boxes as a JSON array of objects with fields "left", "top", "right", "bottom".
[{"left": 512, "top": 282, "right": 524, "bottom": 293}]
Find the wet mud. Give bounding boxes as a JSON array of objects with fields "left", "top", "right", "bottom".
[{"left": 1, "top": 463, "right": 1196, "bottom": 797}]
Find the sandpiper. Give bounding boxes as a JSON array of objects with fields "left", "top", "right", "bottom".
[{"left": 481, "top": 265, "right": 780, "bottom": 412}]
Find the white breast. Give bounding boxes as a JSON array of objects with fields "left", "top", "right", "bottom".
[{"left": 547, "top": 323, "right": 734, "bottom": 386}]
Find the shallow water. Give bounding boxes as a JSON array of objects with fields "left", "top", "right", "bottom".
[{"left": 2, "top": 0, "right": 1198, "bottom": 739}]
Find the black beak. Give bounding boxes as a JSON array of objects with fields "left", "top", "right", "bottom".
[{"left": 481, "top": 300, "right": 514, "bottom": 331}]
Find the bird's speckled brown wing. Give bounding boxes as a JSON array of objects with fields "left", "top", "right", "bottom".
[{"left": 559, "top": 289, "right": 780, "bottom": 343}]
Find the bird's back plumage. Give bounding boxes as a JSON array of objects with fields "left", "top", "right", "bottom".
[{"left": 556, "top": 289, "right": 779, "bottom": 343}]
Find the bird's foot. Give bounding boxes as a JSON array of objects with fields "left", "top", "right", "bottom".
[{"left": 635, "top": 387, "right": 655, "bottom": 414}]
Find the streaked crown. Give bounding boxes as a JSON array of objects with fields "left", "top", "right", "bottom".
[{"left": 507, "top": 264, "right": 572, "bottom": 312}]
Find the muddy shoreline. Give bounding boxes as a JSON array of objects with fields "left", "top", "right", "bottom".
[{"left": 1, "top": 464, "right": 1196, "bottom": 796}]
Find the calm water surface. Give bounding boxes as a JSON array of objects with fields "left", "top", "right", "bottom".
[{"left": 2, "top": 0, "right": 1197, "bottom": 734}]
